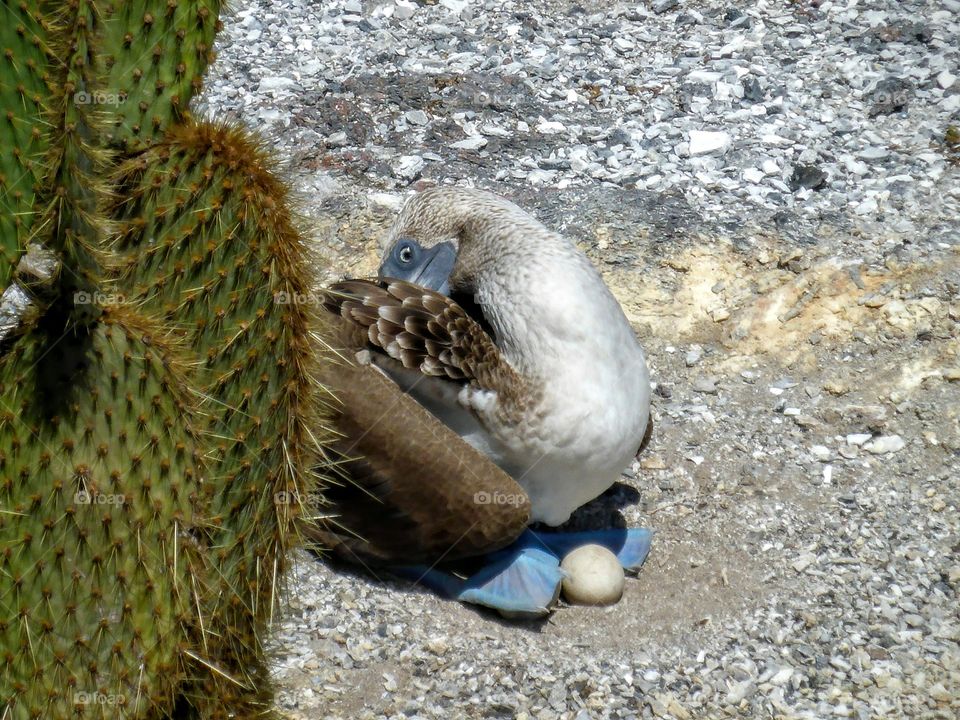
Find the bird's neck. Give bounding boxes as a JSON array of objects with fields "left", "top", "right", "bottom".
[{"left": 475, "top": 249, "right": 629, "bottom": 378}]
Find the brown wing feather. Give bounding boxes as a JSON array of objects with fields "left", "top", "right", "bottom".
[
  {"left": 306, "top": 315, "right": 530, "bottom": 564},
  {"left": 324, "top": 279, "right": 523, "bottom": 396}
]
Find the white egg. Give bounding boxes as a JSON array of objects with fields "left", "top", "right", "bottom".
[{"left": 560, "top": 544, "right": 625, "bottom": 606}]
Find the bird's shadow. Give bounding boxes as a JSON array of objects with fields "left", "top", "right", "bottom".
[{"left": 541, "top": 481, "right": 641, "bottom": 533}]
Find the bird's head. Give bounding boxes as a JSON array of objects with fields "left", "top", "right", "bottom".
[{"left": 379, "top": 187, "right": 523, "bottom": 295}]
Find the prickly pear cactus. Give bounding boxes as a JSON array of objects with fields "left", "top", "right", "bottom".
[{"left": 0, "top": 2, "right": 327, "bottom": 718}]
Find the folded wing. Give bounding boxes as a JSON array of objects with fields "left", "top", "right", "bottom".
[{"left": 307, "top": 312, "right": 530, "bottom": 564}]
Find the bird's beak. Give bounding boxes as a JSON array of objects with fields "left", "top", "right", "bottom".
[{"left": 379, "top": 241, "right": 457, "bottom": 296}]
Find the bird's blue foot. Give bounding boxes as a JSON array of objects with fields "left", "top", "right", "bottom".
[
  {"left": 391, "top": 527, "right": 652, "bottom": 615},
  {"left": 393, "top": 546, "right": 565, "bottom": 616}
]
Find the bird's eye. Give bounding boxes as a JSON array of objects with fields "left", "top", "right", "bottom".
[{"left": 398, "top": 244, "right": 414, "bottom": 263}]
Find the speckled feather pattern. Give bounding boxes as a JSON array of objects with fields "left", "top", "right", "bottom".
[{"left": 323, "top": 279, "right": 535, "bottom": 427}]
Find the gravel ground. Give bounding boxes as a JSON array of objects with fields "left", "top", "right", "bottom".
[{"left": 200, "top": 1, "right": 959, "bottom": 718}]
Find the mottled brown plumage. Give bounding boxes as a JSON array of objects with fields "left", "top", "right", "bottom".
[
  {"left": 323, "top": 278, "right": 534, "bottom": 425},
  {"left": 308, "top": 312, "right": 530, "bottom": 565}
]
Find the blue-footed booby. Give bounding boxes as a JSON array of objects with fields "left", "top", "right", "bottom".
[{"left": 313, "top": 187, "right": 652, "bottom": 615}]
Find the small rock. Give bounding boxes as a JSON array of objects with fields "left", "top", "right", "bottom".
[
  {"left": 325, "top": 131, "right": 348, "bottom": 147},
  {"left": 789, "top": 164, "right": 827, "bottom": 191},
  {"left": 724, "top": 680, "right": 756, "bottom": 705},
  {"left": 688, "top": 130, "right": 731, "bottom": 156},
  {"left": 936, "top": 70, "right": 956, "bottom": 90},
  {"left": 425, "top": 637, "right": 449, "bottom": 655},
  {"left": 640, "top": 455, "right": 667, "bottom": 470},
  {"left": 652, "top": 0, "right": 679, "bottom": 14},
  {"left": 771, "top": 377, "right": 799, "bottom": 390},
  {"left": 929, "top": 683, "right": 953, "bottom": 702},
  {"left": 382, "top": 672, "right": 398, "bottom": 692},
  {"left": 258, "top": 75, "right": 297, "bottom": 92},
  {"left": 770, "top": 666, "right": 794, "bottom": 686},
  {"left": 870, "top": 77, "right": 913, "bottom": 116},
  {"left": 439, "top": 0, "right": 467, "bottom": 11},
  {"left": 810, "top": 445, "right": 832, "bottom": 462},
  {"left": 560, "top": 545, "right": 625, "bottom": 606},
  {"left": 367, "top": 192, "right": 404, "bottom": 211},
  {"left": 449, "top": 136, "right": 487, "bottom": 151},
  {"left": 824, "top": 380, "right": 850, "bottom": 396},
  {"left": 394, "top": 0, "right": 416, "bottom": 19},
  {"left": 693, "top": 377, "right": 718, "bottom": 394},
  {"left": 742, "top": 77, "right": 764, "bottom": 103},
  {"left": 393, "top": 155, "right": 424, "bottom": 181},
  {"left": 654, "top": 694, "right": 691, "bottom": 720},
  {"left": 536, "top": 120, "right": 566, "bottom": 135},
  {"left": 863, "top": 435, "right": 906, "bottom": 455},
  {"left": 793, "top": 553, "right": 816, "bottom": 572},
  {"left": 404, "top": 109, "right": 429, "bottom": 125},
  {"left": 858, "top": 146, "right": 890, "bottom": 161}
]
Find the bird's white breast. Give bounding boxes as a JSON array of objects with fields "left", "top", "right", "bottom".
[{"left": 468, "top": 251, "right": 651, "bottom": 525}]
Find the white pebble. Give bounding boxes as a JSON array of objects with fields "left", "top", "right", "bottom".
[
  {"left": 864, "top": 435, "right": 906, "bottom": 455},
  {"left": 536, "top": 120, "right": 566, "bottom": 135},
  {"left": 937, "top": 70, "right": 956, "bottom": 90},
  {"left": 449, "top": 136, "right": 487, "bottom": 150},
  {"left": 688, "top": 130, "right": 731, "bottom": 156},
  {"left": 394, "top": 0, "right": 416, "bottom": 19}
]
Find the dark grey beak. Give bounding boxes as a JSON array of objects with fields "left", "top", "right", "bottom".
[{"left": 379, "top": 239, "right": 457, "bottom": 296}]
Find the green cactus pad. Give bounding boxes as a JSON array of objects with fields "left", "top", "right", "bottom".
[
  {"left": 98, "top": 0, "right": 222, "bottom": 151},
  {"left": 110, "top": 120, "right": 326, "bottom": 714},
  {"left": 1, "top": 2, "right": 331, "bottom": 714},
  {"left": 0, "top": 2, "right": 55, "bottom": 290},
  {"left": 33, "top": 0, "right": 117, "bottom": 303},
  {"left": 0, "top": 309, "right": 205, "bottom": 719}
]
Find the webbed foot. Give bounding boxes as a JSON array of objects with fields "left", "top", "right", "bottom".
[{"left": 394, "top": 545, "right": 565, "bottom": 617}]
